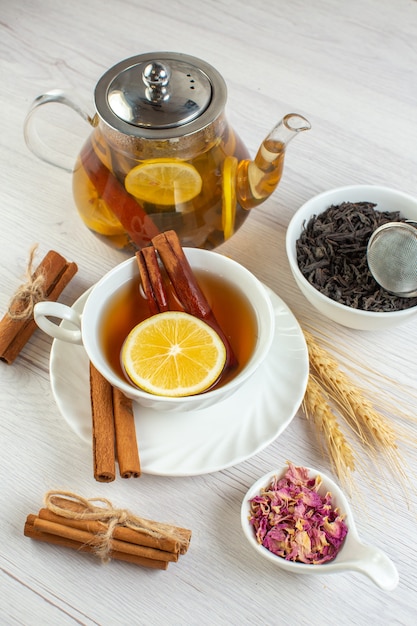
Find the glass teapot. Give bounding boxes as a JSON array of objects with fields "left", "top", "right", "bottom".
[{"left": 24, "top": 52, "right": 311, "bottom": 250}]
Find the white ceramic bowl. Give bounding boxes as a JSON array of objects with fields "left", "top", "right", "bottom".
[
  {"left": 285, "top": 185, "right": 417, "bottom": 330},
  {"left": 241, "top": 466, "right": 399, "bottom": 590}
]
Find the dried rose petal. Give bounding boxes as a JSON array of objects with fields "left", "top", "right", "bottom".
[{"left": 249, "top": 462, "right": 348, "bottom": 564}]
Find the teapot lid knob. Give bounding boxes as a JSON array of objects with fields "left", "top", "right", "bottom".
[
  {"left": 142, "top": 61, "right": 171, "bottom": 89},
  {"left": 94, "top": 52, "right": 227, "bottom": 139},
  {"left": 142, "top": 61, "right": 171, "bottom": 103}
]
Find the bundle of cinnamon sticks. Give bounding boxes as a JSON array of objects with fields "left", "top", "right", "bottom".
[
  {"left": 24, "top": 492, "right": 191, "bottom": 570},
  {"left": 0, "top": 248, "right": 77, "bottom": 364}
]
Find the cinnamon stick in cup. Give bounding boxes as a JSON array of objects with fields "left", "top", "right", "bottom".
[
  {"left": 136, "top": 246, "right": 169, "bottom": 314},
  {"left": 151, "top": 231, "right": 237, "bottom": 369},
  {"left": 0, "top": 248, "right": 77, "bottom": 364}
]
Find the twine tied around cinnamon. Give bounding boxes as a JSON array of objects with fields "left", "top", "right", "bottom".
[
  {"left": 44, "top": 490, "right": 184, "bottom": 563},
  {"left": 8, "top": 245, "right": 45, "bottom": 320}
]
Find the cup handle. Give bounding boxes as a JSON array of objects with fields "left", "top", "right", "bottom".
[
  {"left": 34, "top": 301, "right": 83, "bottom": 344},
  {"left": 23, "top": 89, "right": 96, "bottom": 172}
]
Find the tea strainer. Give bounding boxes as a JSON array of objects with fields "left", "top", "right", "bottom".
[{"left": 366, "top": 221, "right": 417, "bottom": 297}]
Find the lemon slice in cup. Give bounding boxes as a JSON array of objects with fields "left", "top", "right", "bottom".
[
  {"left": 121, "top": 311, "right": 227, "bottom": 397},
  {"left": 125, "top": 159, "right": 202, "bottom": 206}
]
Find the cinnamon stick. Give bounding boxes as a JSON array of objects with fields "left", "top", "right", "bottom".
[
  {"left": 33, "top": 516, "right": 178, "bottom": 563},
  {"left": 80, "top": 140, "right": 159, "bottom": 248},
  {"left": 89, "top": 362, "right": 116, "bottom": 482},
  {"left": 151, "top": 231, "right": 237, "bottom": 368},
  {"left": 0, "top": 249, "right": 77, "bottom": 364},
  {"left": 152, "top": 231, "right": 212, "bottom": 318},
  {"left": 112, "top": 387, "right": 141, "bottom": 478},
  {"left": 38, "top": 508, "right": 180, "bottom": 554},
  {"left": 136, "top": 246, "right": 169, "bottom": 314},
  {"left": 24, "top": 515, "right": 169, "bottom": 570}
]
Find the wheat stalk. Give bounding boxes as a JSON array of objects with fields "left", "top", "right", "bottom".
[
  {"left": 302, "top": 329, "right": 415, "bottom": 498},
  {"left": 304, "top": 330, "right": 398, "bottom": 452},
  {"left": 303, "top": 324, "right": 417, "bottom": 447},
  {"left": 303, "top": 373, "right": 355, "bottom": 492}
]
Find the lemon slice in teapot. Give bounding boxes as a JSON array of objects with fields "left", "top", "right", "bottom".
[
  {"left": 73, "top": 165, "right": 126, "bottom": 236},
  {"left": 222, "top": 156, "right": 238, "bottom": 240},
  {"left": 125, "top": 159, "right": 202, "bottom": 206}
]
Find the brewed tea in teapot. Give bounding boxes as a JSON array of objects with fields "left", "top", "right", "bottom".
[{"left": 24, "top": 52, "right": 311, "bottom": 250}]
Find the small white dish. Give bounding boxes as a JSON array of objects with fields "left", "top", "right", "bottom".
[
  {"left": 241, "top": 466, "right": 399, "bottom": 591},
  {"left": 286, "top": 185, "right": 417, "bottom": 330},
  {"left": 49, "top": 286, "right": 309, "bottom": 476}
]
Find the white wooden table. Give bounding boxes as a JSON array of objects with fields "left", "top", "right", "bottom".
[{"left": 1, "top": 1, "right": 417, "bottom": 623}]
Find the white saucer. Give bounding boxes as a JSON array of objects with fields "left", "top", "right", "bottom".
[{"left": 49, "top": 285, "right": 308, "bottom": 476}]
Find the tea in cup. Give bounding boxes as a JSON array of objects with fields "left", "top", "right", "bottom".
[{"left": 34, "top": 247, "right": 275, "bottom": 412}]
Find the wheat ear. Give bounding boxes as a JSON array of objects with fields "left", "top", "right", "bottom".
[
  {"left": 304, "top": 330, "right": 398, "bottom": 453},
  {"left": 303, "top": 374, "right": 355, "bottom": 490}
]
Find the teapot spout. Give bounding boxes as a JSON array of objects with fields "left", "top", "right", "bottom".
[{"left": 236, "top": 113, "right": 311, "bottom": 210}]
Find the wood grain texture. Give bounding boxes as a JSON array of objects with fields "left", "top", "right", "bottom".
[{"left": 1, "top": 0, "right": 417, "bottom": 623}]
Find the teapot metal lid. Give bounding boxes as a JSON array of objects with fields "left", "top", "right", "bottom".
[{"left": 94, "top": 52, "right": 227, "bottom": 139}]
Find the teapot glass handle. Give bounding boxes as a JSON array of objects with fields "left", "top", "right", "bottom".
[{"left": 23, "top": 89, "right": 96, "bottom": 173}]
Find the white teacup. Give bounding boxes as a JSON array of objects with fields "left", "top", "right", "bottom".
[{"left": 34, "top": 248, "right": 275, "bottom": 412}]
